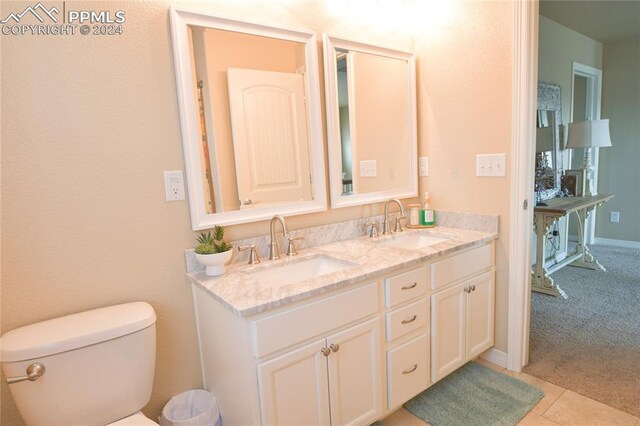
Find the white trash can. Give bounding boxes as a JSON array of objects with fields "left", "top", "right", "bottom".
[{"left": 159, "top": 389, "right": 221, "bottom": 426}]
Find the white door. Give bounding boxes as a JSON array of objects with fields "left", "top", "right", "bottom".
[
  {"left": 327, "top": 318, "right": 382, "bottom": 426},
  {"left": 257, "top": 338, "right": 330, "bottom": 426},
  {"left": 431, "top": 282, "right": 466, "bottom": 382},
  {"left": 227, "top": 68, "right": 313, "bottom": 208},
  {"left": 466, "top": 271, "right": 495, "bottom": 359}
]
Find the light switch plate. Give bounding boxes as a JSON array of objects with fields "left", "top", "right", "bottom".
[
  {"left": 476, "top": 153, "right": 506, "bottom": 177},
  {"left": 419, "top": 156, "right": 429, "bottom": 177},
  {"left": 164, "top": 170, "right": 185, "bottom": 201},
  {"left": 610, "top": 211, "right": 620, "bottom": 223},
  {"left": 360, "top": 160, "right": 377, "bottom": 177}
]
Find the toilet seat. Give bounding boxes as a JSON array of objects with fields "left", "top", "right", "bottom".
[{"left": 107, "top": 411, "right": 158, "bottom": 425}]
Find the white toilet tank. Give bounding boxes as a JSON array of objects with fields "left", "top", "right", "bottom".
[{"left": 0, "top": 302, "right": 156, "bottom": 426}]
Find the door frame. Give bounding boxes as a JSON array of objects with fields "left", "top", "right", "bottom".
[
  {"left": 570, "top": 62, "right": 603, "bottom": 244},
  {"left": 507, "top": 0, "right": 538, "bottom": 371}
]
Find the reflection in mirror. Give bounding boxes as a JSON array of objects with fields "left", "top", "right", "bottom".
[
  {"left": 189, "top": 26, "right": 311, "bottom": 213},
  {"left": 170, "top": 9, "right": 326, "bottom": 229},
  {"left": 535, "top": 81, "right": 563, "bottom": 202},
  {"left": 324, "top": 35, "right": 417, "bottom": 208}
]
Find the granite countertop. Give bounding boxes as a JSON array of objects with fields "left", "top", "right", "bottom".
[{"left": 188, "top": 226, "right": 498, "bottom": 318}]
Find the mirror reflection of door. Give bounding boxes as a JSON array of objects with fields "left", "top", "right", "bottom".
[
  {"left": 188, "top": 25, "right": 313, "bottom": 213},
  {"left": 227, "top": 68, "right": 312, "bottom": 209}
]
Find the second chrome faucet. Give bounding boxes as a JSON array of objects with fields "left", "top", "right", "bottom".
[{"left": 268, "top": 215, "right": 303, "bottom": 260}]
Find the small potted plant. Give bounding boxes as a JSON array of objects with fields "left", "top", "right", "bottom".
[{"left": 194, "top": 225, "right": 233, "bottom": 277}]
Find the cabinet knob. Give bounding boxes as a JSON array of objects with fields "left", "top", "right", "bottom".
[
  {"left": 401, "top": 315, "right": 417, "bottom": 324},
  {"left": 330, "top": 343, "right": 340, "bottom": 353},
  {"left": 321, "top": 347, "right": 331, "bottom": 356},
  {"left": 401, "top": 282, "right": 418, "bottom": 290},
  {"left": 402, "top": 364, "right": 418, "bottom": 374},
  {"left": 463, "top": 286, "right": 470, "bottom": 293},
  {"left": 471, "top": 285, "right": 476, "bottom": 292}
]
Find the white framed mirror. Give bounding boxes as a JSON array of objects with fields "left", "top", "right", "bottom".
[
  {"left": 322, "top": 34, "right": 418, "bottom": 209},
  {"left": 170, "top": 7, "right": 327, "bottom": 230}
]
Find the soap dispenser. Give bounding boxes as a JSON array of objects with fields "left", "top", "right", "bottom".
[{"left": 421, "top": 192, "right": 435, "bottom": 227}]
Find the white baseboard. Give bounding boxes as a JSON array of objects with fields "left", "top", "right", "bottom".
[
  {"left": 594, "top": 237, "right": 640, "bottom": 249},
  {"left": 480, "top": 348, "right": 508, "bottom": 368}
]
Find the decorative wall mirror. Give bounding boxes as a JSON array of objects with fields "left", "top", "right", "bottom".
[
  {"left": 535, "top": 81, "right": 563, "bottom": 201},
  {"left": 170, "top": 8, "right": 327, "bottom": 229},
  {"left": 322, "top": 34, "right": 417, "bottom": 208}
]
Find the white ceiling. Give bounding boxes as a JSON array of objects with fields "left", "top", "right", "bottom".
[{"left": 540, "top": 0, "right": 640, "bottom": 43}]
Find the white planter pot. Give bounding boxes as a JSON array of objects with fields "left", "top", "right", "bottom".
[{"left": 195, "top": 249, "right": 233, "bottom": 277}]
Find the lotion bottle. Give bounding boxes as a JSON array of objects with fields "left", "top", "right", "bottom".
[{"left": 421, "top": 192, "right": 435, "bottom": 227}]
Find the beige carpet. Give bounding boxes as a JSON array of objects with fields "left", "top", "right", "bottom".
[{"left": 525, "top": 244, "right": 640, "bottom": 417}]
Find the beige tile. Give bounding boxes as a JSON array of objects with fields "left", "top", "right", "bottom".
[
  {"left": 382, "top": 407, "right": 429, "bottom": 426},
  {"left": 517, "top": 411, "right": 562, "bottom": 426},
  {"left": 544, "top": 390, "right": 638, "bottom": 426},
  {"left": 474, "top": 357, "right": 506, "bottom": 372},
  {"left": 503, "top": 370, "right": 565, "bottom": 415}
]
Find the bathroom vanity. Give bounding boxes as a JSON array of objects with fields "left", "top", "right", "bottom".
[{"left": 189, "top": 226, "right": 496, "bottom": 425}]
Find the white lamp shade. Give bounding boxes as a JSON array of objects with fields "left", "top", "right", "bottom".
[
  {"left": 536, "top": 126, "right": 554, "bottom": 153},
  {"left": 566, "top": 119, "right": 612, "bottom": 149}
]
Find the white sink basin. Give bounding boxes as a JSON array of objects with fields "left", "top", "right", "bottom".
[
  {"left": 381, "top": 232, "right": 451, "bottom": 250},
  {"left": 248, "top": 255, "right": 356, "bottom": 288}
]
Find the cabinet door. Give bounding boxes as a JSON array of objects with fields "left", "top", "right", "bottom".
[
  {"left": 327, "top": 318, "right": 382, "bottom": 426},
  {"left": 431, "top": 282, "right": 466, "bottom": 382},
  {"left": 257, "top": 339, "right": 330, "bottom": 425},
  {"left": 466, "top": 271, "right": 495, "bottom": 359}
]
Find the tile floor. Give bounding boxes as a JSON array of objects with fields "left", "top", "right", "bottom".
[{"left": 381, "top": 359, "right": 640, "bottom": 426}]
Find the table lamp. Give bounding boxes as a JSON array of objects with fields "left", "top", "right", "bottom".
[{"left": 566, "top": 119, "right": 612, "bottom": 196}]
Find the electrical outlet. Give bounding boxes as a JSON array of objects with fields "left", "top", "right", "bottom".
[
  {"left": 164, "top": 170, "right": 185, "bottom": 201},
  {"left": 359, "top": 160, "right": 377, "bottom": 177},
  {"left": 419, "top": 156, "right": 429, "bottom": 176},
  {"left": 476, "top": 153, "right": 506, "bottom": 177},
  {"left": 610, "top": 211, "right": 620, "bottom": 223}
]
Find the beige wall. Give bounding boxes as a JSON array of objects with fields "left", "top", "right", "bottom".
[
  {"left": 1, "top": 0, "right": 514, "bottom": 424},
  {"left": 597, "top": 36, "right": 640, "bottom": 242},
  {"left": 414, "top": 0, "right": 513, "bottom": 351}
]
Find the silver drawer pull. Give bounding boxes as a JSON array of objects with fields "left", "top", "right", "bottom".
[
  {"left": 401, "top": 315, "right": 418, "bottom": 324},
  {"left": 402, "top": 364, "right": 418, "bottom": 374},
  {"left": 6, "top": 363, "right": 46, "bottom": 385},
  {"left": 401, "top": 282, "right": 418, "bottom": 290}
]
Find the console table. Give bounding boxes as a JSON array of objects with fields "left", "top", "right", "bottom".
[{"left": 532, "top": 194, "right": 614, "bottom": 298}]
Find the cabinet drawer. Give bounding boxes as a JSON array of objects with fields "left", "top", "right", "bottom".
[
  {"left": 387, "top": 333, "right": 430, "bottom": 409},
  {"left": 252, "top": 282, "right": 378, "bottom": 358},
  {"left": 386, "top": 298, "right": 428, "bottom": 342},
  {"left": 430, "top": 244, "right": 492, "bottom": 291},
  {"left": 385, "top": 266, "right": 427, "bottom": 308}
]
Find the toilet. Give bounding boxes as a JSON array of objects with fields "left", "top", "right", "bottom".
[{"left": 0, "top": 302, "right": 158, "bottom": 425}]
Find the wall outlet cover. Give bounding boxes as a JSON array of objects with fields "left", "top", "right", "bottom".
[
  {"left": 164, "top": 170, "right": 186, "bottom": 201},
  {"left": 419, "top": 156, "right": 429, "bottom": 177},
  {"left": 610, "top": 211, "right": 620, "bottom": 223},
  {"left": 359, "top": 160, "right": 377, "bottom": 177}
]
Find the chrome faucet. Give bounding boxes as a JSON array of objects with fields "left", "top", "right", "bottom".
[
  {"left": 269, "top": 215, "right": 289, "bottom": 260},
  {"left": 383, "top": 199, "right": 405, "bottom": 235}
]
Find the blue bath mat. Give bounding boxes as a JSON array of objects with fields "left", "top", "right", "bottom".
[{"left": 403, "top": 362, "right": 543, "bottom": 426}]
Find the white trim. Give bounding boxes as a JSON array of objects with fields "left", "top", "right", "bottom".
[
  {"left": 594, "top": 238, "right": 640, "bottom": 249},
  {"left": 322, "top": 33, "right": 418, "bottom": 209},
  {"left": 570, "top": 62, "right": 603, "bottom": 244},
  {"left": 480, "top": 348, "right": 508, "bottom": 369},
  {"left": 170, "top": 7, "right": 327, "bottom": 229},
  {"left": 507, "top": 0, "right": 538, "bottom": 373}
]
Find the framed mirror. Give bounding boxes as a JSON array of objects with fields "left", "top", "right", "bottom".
[
  {"left": 170, "top": 8, "right": 327, "bottom": 229},
  {"left": 536, "top": 81, "right": 563, "bottom": 201},
  {"left": 322, "top": 34, "right": 418, "bottom": 208}
]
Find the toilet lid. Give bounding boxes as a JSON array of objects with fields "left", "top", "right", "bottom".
[{"left": 108, "top": 412, "right": 158, "bottom": 426}]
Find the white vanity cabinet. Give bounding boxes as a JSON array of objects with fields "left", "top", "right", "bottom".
[
  {"left": 430, "top": 245, "right": 495, "bottom": 382},
  {"left": 191, "top": 240, "right": 496, "bottom": 426},
  {"left": 258, "top": 318, "right": 381, "bottom": 426}
]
